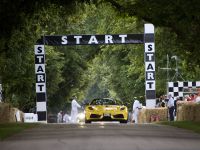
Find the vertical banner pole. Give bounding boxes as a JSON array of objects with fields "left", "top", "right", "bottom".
[
  {"left": 144, "top": 24, "right": 156, "bottom": 108},
  {"left": 34, "top": 45, "right": 47, "bottom": 123},
  {"left": 0, "top": 84, "right": 2, "bottom": 102}
]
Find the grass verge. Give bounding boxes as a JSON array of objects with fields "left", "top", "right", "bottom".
[
  {"left": 159, "top": 121, "right": 200, "bottom": 134},
  {"left": 0, "top": 123, "right": 39, "bottom": 140}
]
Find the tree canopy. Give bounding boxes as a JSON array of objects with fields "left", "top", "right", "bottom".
[{"left": 0, "top": 0, "right": 199, "bottom": 112}]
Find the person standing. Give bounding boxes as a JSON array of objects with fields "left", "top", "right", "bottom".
[
  {"left": 15, "top": 110, "right": 21, "bottom": 122},
  {"left": 57, "top": 111, "right": 63, "bottom": 123},
  {"left": 167, "top": 94, "right": 175, "bottom": 121},
  {"left": 63, "top": 112, "right": 70, "bottom": 123},
  {"left": 132, "top": 98, "right": 142, "bottom": 124},
  {"left": 71, "top": 96, "right": 81, "bottom": 123}
]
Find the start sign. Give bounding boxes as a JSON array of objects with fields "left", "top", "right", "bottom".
[
  {"left": 34, "top": 24, "right": 156, "bottom": 122},
  {"left": 43, "top": 34, "right": 144, "bottom": 45},
  {"left": 144, "top": 24, "right": 156, "bottom": 107}
]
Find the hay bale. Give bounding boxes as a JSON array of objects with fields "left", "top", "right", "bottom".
[
  {"left": 176, "top": 101, "right": 200, "bottom": 121},
  {"left": 0, "top": 103, "right": 11, "bottom": 123},
  {"left": 138, "top": 108, "right": 146, "bottom": 123},
  {"left": 176, "top": 104, "right": 183, "bottom": 121},
  {"left": 177, "top": 101, "right": 188, "bottom": 121},
  {"left": 9, "top": 107, "right": 24, "bottom": 122},
  {"left": 194, "top": 103, "right": 200, "bottom": 121},
  {"left": 138, "top": 107, "right": 167, "bottom": 123},
  {"left": 0, "top": 103, "right": 24, "bottom": 123},
  {"left": 9, "top": 107, "right": 16, "bottom": 122}
]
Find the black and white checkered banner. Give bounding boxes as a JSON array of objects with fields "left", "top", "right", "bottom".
[
  {"left": 35, "top": 24, "right": 156, "bottom": 122},
  {"left": 168, "top": 81, "right": 200, "bottom": 99}
]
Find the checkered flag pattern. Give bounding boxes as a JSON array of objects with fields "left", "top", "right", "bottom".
[{"left": 168, "top": 81, "right": 200, "bottom": 99}]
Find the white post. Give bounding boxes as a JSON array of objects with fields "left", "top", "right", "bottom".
[
  {"left": 35, "top": 45, "right": 47, "bottom": 123},
  {"left": 0, "top": 84, "right": 2, "bottom": 102},
  {"left": 144, "top": 24, "right": 156, "bottom": 108}
]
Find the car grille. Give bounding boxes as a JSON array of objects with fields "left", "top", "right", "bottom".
[
  {"left": 113, "top": 114, "right": 124, "bottom": 118},
  {"left": 90, "top": 114, "right": 101, "bottom": 118}
]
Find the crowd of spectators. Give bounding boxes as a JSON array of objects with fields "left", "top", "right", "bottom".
[
  {"left": 183, "top": 92, "right": 200, "bottom": 103},
  {"left": 155, "top": 89, "right": 200, "bottom": 121}
]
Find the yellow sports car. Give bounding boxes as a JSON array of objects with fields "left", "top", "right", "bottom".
[{"left": 85, "top": 98, "right": 128, "bottom": 123}]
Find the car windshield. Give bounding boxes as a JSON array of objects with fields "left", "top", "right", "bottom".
[{"left": 90, "top": 98, "right": 117, "bottom": 105}]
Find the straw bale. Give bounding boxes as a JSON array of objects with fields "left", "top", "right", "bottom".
[
  {"left": 138, "top": 107, "right": 167, "bottom": 123},
  {"left": 176, "top": 101, "right": 200, "bottom": 121},
  {"left": 0, "top": 103, "right": 11, "bottom": 122},
  {"left": 9, "top": 107, "right": 17, "bottom": 122},
  {"left": 194, "top": 103, "right": 200, "bottom": 121},
  {"left": 138, "top": 109, "right": 146, "bottom": 123},
  {"left": 177, "top": 103, "right": 183, "bottom": 121},
  {"left": 0, "top": 103, "right": 24, "bottom": 123}
]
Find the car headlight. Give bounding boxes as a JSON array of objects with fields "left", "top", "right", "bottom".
[{"left": 88, "top": 106, "right": 94, "bottom": 110}]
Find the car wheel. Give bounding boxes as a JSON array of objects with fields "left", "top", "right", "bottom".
[
  {"left": 85, "top": 119, "right": 91, "bottom": 123},
  {"left": 120, "top": 120, "right": 128, "bottom": 123}
]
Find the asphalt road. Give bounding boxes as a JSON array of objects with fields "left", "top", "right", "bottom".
[{"left": 1, "top": 123, "right": 200, "bottom": 150}]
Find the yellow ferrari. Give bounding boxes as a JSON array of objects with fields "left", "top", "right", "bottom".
[{"left": 85, "top": 98, "right": 128, "bottom": 123}]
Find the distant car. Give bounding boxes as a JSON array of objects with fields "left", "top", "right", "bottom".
[
  {"left": 85, "top": 98, "right": 128, "bottom": 123},
  {"left": 47, "top": 114, "right": 57, "bottom": 123}
]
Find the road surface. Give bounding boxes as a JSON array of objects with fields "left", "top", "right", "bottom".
[{"left": 1, "top": 123, "right": 200, "bottom": 150}]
